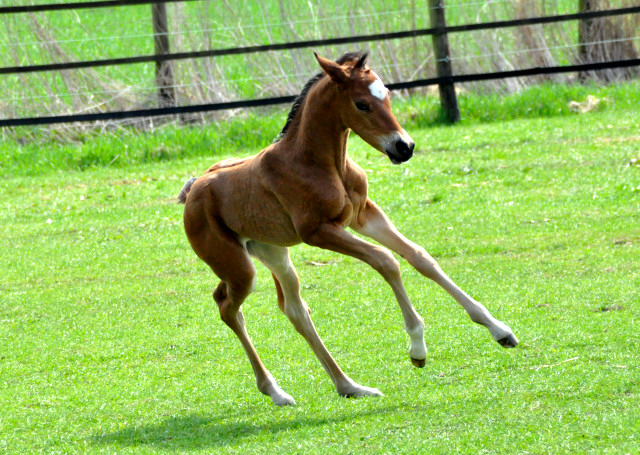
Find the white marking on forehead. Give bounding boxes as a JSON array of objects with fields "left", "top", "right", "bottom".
[{"left": 368, "top": 72, "right": 389, "bottom": 101}]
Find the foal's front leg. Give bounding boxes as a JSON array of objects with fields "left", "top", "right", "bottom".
[
  {"left": 353, "top": 200, "right": 519, "bottom": 348},
  {"left": 303, "top": 223, "right": 429, "bottom": 367}
]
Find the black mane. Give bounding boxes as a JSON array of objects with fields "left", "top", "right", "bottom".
[{"left": 274, "top": 51, "right": 366, "bottom": 142}]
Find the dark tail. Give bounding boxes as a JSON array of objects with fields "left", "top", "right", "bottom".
[{"left": 177, "top": 177, "right": 198, "bottom": 204}]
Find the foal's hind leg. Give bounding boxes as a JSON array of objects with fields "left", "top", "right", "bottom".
[
  {"left": 354, "top": 200, "right": 518, "bottom": 350},
  {"left": 213, "top": 276, "right": 295, "bottom": 406},
  {"left": 186, "top": 225, "right": 294, "bottom": 405},
  {"left": 247, "top": 241, "right": 383, "bottom": 399}
]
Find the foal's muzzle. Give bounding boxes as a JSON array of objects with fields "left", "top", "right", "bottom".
[{"left": 384, "top": 130, "right": 415, "bottom": 164}]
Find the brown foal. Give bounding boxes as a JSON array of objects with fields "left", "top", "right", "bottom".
[{"left": 179, "top": 52, "right": 518, "bottom": 406}]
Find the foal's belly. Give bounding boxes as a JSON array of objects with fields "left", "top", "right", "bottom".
[
  {"left": 228, "top": 204, "right": 302, "bottom": 247},
  {"left": 214, "top": 172, "right": 302, "bottom": 247}
]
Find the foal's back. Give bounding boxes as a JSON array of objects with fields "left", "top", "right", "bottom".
[{"left": 184, "top": 146, "right": 304, "bottom": 247}]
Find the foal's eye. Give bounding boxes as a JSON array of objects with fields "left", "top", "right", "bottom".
[{"left": 354, "top": 100, "right": 371, "bottom": 112}]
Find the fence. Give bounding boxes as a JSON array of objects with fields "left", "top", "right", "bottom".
[{"left": 1, "top": 0, "right": 639, "bottom": 127}]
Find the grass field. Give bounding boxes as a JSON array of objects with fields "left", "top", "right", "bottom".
[
  {"left": 1, "top": 87, "right": 639, "bottom": 453},
  {"left": 4, "top": 80, "right": 640, "bottom": 175}
]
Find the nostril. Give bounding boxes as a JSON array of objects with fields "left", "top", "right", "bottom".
[{"left": 395, "top": 140, "right": 413, "bottom": 159}]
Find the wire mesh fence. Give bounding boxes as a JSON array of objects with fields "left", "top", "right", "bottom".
[{"left": 0, "top": 0, "right": 638, "bottom": 127}]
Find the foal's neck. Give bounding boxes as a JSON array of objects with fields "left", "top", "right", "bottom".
[{"left": 283, "top": 77, "right": 350, "bottom": 176}]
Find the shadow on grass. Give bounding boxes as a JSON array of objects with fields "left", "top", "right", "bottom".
[{"left": 91, "top": 403, "right": 406, "bottom": 450}]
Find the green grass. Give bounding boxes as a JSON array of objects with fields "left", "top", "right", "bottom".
[
  {"left": 1, "top": 95, "right": 639, "bottom": 453},
  {"left": 403, "top": 81, "right": 640, "bottom": 125},
  {"left": 4, "top": 80, "right": 640, "bottom": 176}
]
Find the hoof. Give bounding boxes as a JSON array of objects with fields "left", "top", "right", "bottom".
[
  {"left": 271, "top": 393, "right": 296, "bottom": 406},
  {"left": 338, "top": 384, "right": 383, "bottom": 399},
  {"left": 410, "top": 357, "right": 426, "bottom": 368},
  {"left": 265, "top": 384, "right": 296, "bottom": 406},
  {"left": 497, "top": 333, "right": 519, "bottom": 348}
]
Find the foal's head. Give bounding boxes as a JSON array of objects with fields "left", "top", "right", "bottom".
[{"left": 315, "top": 52, "right": 415, "bottom": 164}]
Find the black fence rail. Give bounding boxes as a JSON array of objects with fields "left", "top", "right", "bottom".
[
  {"left": 0, "top": 0, "right": 195, "bottom": 14},
  {"left": 1, "top": 1, "right": 639, "bottom": 127}
]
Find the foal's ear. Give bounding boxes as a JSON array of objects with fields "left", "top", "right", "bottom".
[
  {"left": 355, "top": 53, "right": 368, "bottom": 69},
  {"left": 314, "top": 52, "right": 349, "bottom": 85}
]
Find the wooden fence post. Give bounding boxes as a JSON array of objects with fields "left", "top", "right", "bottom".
[
  {"left": 152, "top": 2, "right": 176, "bottom": 107},
  {"left": 428, "top": 0, "right": 460, "bottom": 123},
  {"left": 578, "top": 0, "right": 597, "bottom": 78}
]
